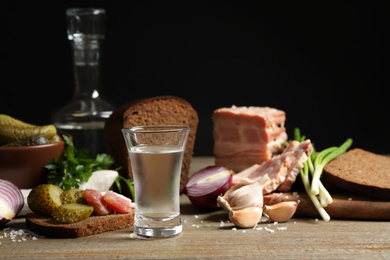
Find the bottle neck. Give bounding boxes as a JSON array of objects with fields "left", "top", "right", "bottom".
[{"left": 71, "top": 38, "right": 102, "bottom": 100}]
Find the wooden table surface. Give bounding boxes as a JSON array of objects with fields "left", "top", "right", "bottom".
[{"left": 1, "top": 157, "right": 389, "bottom": 259}]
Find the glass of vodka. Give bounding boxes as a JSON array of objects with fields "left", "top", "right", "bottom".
[{"left": 122, "top": 126, "right": 190, "bottom": 238}]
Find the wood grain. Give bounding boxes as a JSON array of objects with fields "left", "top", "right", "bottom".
[{"left": 264, "top": 192, "right": 390, "bottom": 220}]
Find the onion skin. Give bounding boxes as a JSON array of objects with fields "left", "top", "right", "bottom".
[
  {"left": 0, "top": 179, "right": 24, "bottom": 224},
  {"left": 184, "top": 166, "right": 233, "bottom": 210}
]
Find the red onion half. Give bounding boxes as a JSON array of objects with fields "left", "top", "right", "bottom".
[
  {"left": 184, "top": 166, "right": 233, "bottom": 210},
  {"left": 0, "top": 179, "right": 24, "bottom": 224}
]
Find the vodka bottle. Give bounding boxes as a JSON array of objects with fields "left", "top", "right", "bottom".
[{"left": 52, "top": 8, "right": 113, "bottom": 157}]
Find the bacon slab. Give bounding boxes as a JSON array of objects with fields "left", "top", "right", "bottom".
[
  {"left": 278, "top": 140, "right": 313, "bottom": 191},
  {"left": 212, "top": 106, "right": 287, "bottom": 172},
  {"left": 232, "top": 140, "right": 313, "bottom": 193}
]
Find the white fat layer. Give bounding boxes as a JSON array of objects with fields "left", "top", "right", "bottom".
[{"left": 79, "top": 170, "right": 119, "bottom": 192}]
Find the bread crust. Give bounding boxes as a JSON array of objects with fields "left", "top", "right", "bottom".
[
  {"left": 323, "top": 148, "right": 390, "bottom": 200},
  {"left": 104, "top": 96, "right": 199, "bottom": 193},
  {"left": 26, "top": 212, "right": 134, "bottom": 238}
]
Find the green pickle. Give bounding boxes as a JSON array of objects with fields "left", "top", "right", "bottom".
[
  {"left": 0, "top": 114, "right": 58, "bottom": 146},
  {"left": 1, "top": 134, "right": 50, "bottom": 147}
]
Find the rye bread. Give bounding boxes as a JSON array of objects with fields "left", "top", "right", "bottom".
[
  {"left": 323, "top": 148, "right": 390, "bottom": 200},
  {"left": 104, "top": 96, "right": 199, "bottom": 192},
  {"left": 26, "top": 212, "right": 134, "bottom": 238}
]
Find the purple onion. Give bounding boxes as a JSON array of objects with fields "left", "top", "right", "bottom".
[
  {"left": 0, "top": 179, "right": 24, "bottom": 224},
  {"left": 184, "top": 166, "right": 233, "bottom": 210}
]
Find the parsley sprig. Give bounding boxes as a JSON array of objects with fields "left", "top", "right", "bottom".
[{"left": 45, "top": 135, "right": 114, "bottom": 190}]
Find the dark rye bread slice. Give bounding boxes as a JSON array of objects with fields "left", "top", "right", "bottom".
[
  {"left": 104, "top": 96, "right": 199, "bottom": 192},
  {"left": 323, "top": 148, "right": 390, "bottom": 200},
  {"left": 26, "top": 212, "right": 134, "bottom": 238}
]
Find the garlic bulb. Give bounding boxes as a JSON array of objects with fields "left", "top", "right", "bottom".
[{"left": 217, "top": 175, "right": 270, "bottom": 228}]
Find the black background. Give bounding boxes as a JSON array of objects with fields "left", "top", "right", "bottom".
[{"left": 1, "top": 0, "right": 389, "bottom": 156}]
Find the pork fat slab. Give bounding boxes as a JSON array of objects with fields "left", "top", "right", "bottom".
[{"left": 212, "top": 106, "right": 287, "bottom": 172}]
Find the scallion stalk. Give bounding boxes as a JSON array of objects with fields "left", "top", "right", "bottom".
[
  {"left": 115, "top": 175, "right": 135, "bottom": 201},
  {"left": 294, "top": 128, "right": 301, "bottom": 142},
  {"left": 300, "top": 162, "right": 330, "bottom": 221},
  {"left": 311, "top": 138, "right": 353, "bottom": 195},
  {"left": 293, "top": 128, "right": 352, "bottom": 221}
]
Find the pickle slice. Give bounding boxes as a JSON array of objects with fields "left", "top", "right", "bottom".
[
  {"left": 27, "top": 184, "right": 63, "bottom": 216},
  {"left": 60, "top": 189, "right": 87, "bottom": 204},
  {"left": 51, "top": 203, "right": 94, "bottom": 224}
]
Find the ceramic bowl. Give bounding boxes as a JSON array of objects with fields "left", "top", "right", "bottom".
[{"left": 0, "top": 133, "right": 71, "bottom": 189}]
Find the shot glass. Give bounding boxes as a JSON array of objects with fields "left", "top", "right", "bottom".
[{"left": 122, "top": 126, "right": 190, "bottom": 238}]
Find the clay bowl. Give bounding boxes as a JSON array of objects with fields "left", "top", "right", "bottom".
[{"left": 0, "top": 133, "right": 71, "bottom": 189}]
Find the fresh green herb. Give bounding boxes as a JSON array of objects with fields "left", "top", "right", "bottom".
[
  {"left": 294, "top": 128, "right": 353, "bottom": 221},
  {"left": 115, "top": 175, "right": 135, "bottom": 201},
  {"left": 311, "top": 138, "right": 353, "bottom": 196},
  {"left": 300, "top": 161, "right": 331, "bottom": 221},
  {"left": 45, "top": 135, "right": 114, "bottom": 190}
]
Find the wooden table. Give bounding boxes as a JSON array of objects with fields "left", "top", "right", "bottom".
[{"left": 1, "top": 157, "right": 389, "bottom": 259}]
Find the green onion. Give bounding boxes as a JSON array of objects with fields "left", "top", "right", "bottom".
[
  {"left": 294, "top": 128, "right": 301, "bottom": 141},
  {"left": 294, "top": 128, "right": 353, "bottom": 221},
  {"left": 300, "top": 163, "right": 330, "bottom": 221},
  {"left": 311, "top": 138, "right": 353, "bottom": 195},
  {"left": 115, "top": 175, "right": 135, "bottom": 201}
]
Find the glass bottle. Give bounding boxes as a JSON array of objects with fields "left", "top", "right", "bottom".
[{"left": 52, "top": 8, "right": 114, "bottom": 157}]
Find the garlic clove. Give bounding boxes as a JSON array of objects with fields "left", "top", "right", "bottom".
[
  {"left": 217, "top": 195, "right": 232, "bottom": 212},
  {"left": 225, "top": 184, "right": 263, "bottom": 210},
  {"left": 222, "top": 175, "right": 270, "bottom": 211},
  {"left": 263, "top": 201, "right": 298, "bottom": 222},
  {"left": 229, "top": 207, "right": 263, "bottom": 228},
  {"left": 222, "top": 177, "right": 256, "bottom": 199}
]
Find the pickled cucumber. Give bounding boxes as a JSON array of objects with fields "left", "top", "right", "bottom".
[
  {"left": 27, "top": 184, "right": 64, "bottom": 216},
  {"left": 0, "top": 114, "right": 35, "bottom": 128},
  {"left": 52, "top": 203, "right": 94, "bottom": 223},
  {"left": 0, "top": 124, "right": 57, "bottom": 145},
  {"left": 0, "top": 134, "right": 49, "bottom": 147},
  {"left": 60, "top": 189, "right": 87, "bottom": 204},
  {"left": 49, "top": 134, "right": 62, "bottom": 144}
]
